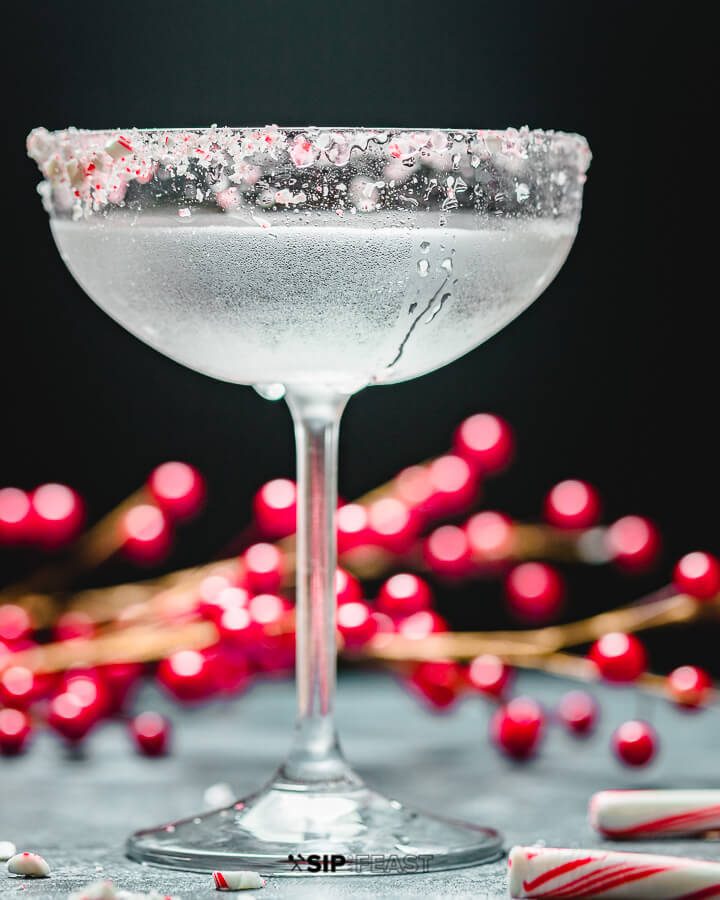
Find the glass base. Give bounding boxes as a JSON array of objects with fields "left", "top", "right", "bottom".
[{"left": 126, "top": 771, "right": 503, "bottom": 876}]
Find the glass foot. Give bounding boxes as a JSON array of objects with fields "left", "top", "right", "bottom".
[{"left": 126, "top": 773, "right": 503, "bottom": 876}]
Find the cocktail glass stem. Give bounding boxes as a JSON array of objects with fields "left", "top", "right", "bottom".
[{"left": 277, "top": 385, "right": 359, "bottom": 787}]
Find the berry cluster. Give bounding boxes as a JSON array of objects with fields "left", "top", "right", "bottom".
[{"left": 1, "top": 412, "right": 718, "bottom": 772}]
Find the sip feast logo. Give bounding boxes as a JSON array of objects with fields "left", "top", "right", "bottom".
[{"left": 288, "top": 853, "right": 346, "bottom": 872}]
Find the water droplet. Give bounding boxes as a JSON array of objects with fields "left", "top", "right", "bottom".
[
  {"left": 441, "top": 257, "right": 453, "bottom": 274},
  {"left": 515, "top": 182, "right": 530, "bottom": 202},
  {"left": 451, "top": 153, "right": 461, "bottom": 169},
  {"left": 417, "top": 259, "right": 430, "bottom": 277},
  {"left": 254, "top": 383, "right": 286, "bottom": 401},
  {"left": 470, "top": 154, "right": 480, "bottom": 168},
  {"left": 426, "top": 292, "right": 451, "bottom": 324},
  {"left": 419, "top": 241, "right": 430, "bottom": 253}
]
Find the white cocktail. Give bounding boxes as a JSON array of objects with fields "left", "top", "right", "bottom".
[{"left": 28, "top": 125, "right": 590, "bottom": 875}]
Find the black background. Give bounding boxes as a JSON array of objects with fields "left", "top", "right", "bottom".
[{"left": 2, "top": 1, "right": 717, "bottom": 671}]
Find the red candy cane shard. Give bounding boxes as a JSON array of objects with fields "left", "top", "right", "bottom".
[
  {"left": 508, "top": 846, "right": 720, "bottom": 898},
  {"left": 212, "top": 870, "right": 265, "bottom": 890},
  {"left": 590, "top": 790, "right": 720, "bottom": 838}
]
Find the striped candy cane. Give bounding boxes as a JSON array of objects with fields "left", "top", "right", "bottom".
[
  {"left": 591, "top": 790, "right": 720, "bottom": 839},
  {"left": 508, "top": 846, "right": 720, "bottom": 898}
]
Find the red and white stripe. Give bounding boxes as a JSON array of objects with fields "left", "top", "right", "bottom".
[
  {"left": 591, "top": 790, "right": 720, "bottom": 839},
  {"left": 508, "top": 846, "right": 720, "bottom": 898},
  {"left": 212, "top": 870, "right": 266, "bottom": 891}
]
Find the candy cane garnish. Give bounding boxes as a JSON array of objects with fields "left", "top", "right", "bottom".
[
  {"left": 508, "top": 846, "right": 720, "bottom": 898},
  {"left": 591, "top": 790, "right": 720, "bottom": 839}
]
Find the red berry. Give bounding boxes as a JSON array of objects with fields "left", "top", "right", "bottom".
[
  {"left": 337, "top": 601, "right": 378, "bottom": 649},
  {"left": 408, "top": 660, "right": 465, "bottom": 711},
  {"left": 544, "top": 479, "right": 601, "bottom": 530},
  {"left": 367, "top": 497, "right": 419, "bottom": 553},
  {"left": 589, "top": 632, "right": 647, "bottom": 683},
  {"left": 426, "top": 455, "right": 478, "bottom": 517},
  {"left": 147, "top": 462, "right": 205, "bottom": 521},
  {"left": 606, "top": 516, "right": 660, "bottom": 571},
  {"left": 206, "top": 643, "right": 253, "bottom": 694},
  {"left": 157, "top": 649, "right": 217, "bottom": 702},
  {"left": 0, "top": 707, "right": 33, "bottom": 755},
  {"left": 254, "top": 478, "right": 296, "bottom": 539},
  {"left": 397, "top": 610, "right": 448, "bottom": 640},
  {"left": 100, "top": 661, "right": 143, "bottom": 713},
  {"left": 30, "top": 483, "right": 85, "bottom": 548},
  {"left": 54, "top": 611, "right": 96, "bottom": 642},
  {"left": 248, "top": 595, "right": 294, "bottom": 674},
  {"left": 61, "top": 669, "right": 110, "bottom": 716},
  {"left": 556, "top": 690, "right": 599, "bottom": 736},
  {"left": 424, "top": 525, "right": 472, "bottom": 577},
  {"left": 394, "top": 465, "right": 434, "bottom": 518},
  {"left": 490, "top": 696, "right": 545, "bottom": 760},
  {"left": 47, "top": 692, "right": 99, "bottom": 742},
  {"left": 0, "top": 604, "right": 33, "bottom": 644},
  {"left": 335, "top": 567, "right": 363, "bottom": 606},
  {"left": 200, "top": 585, "right": 250, "bottom": 624},
  {"left": 0, "top": 487, "right": 33, "bottom": 545},
  {"left": 454, "top": 413, "right": 514, "bottom": 474},
  {"left": 673, "top": 552, "right": 720, "bottom": 601},
  {"left": 505, "top": 563, "right": 564, "bottom": 623},
  {"left": 0, "top": 665, "right": 36, "bottom": 709},
  {"left": 337, "top": 503, "right": 370, "bottom": 552},
  {"left": 130, "top": 711, "right": 171, "bottom": 756},
  {"left": 465, "top": 511, "right": 514, "bottom": 566},
  {"left": 218, "top": 605, "right": 257, "bottom": 648},
  {"left": 377, "top": 573, "right": 432, "bottom": 617},
  {"left": 120, "top": 504, "right": 172, "bottom": 564},
  {"left": 249, "top": 593, "right": 289, "bottom": 625},
  {"left": 243, "top": 542, "right": 284, "bottom": 593},
  {"left": 467, "top": 654, "right": 513, "bottom": 698},
  {"left": 667, "top": 665, "right": 713, "bottom": 709},
  {"left": 612, "top": 719, "right": 658, "bottom": 767}
]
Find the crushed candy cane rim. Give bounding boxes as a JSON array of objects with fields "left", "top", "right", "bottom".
[{"left": 27, "top": 124, "right": 590, "bottom": 219}]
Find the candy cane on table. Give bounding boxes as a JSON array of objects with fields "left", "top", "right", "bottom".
[
  {"left": 508, "top": 845, "right": 720, "bottom": 898},
  {"left": 591, "top": 790, "right": 720, "bottom": 839}
]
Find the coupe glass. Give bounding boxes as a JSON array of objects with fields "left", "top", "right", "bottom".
[{"left": 27, "top": 124, "right": 590, "bottom": 875}]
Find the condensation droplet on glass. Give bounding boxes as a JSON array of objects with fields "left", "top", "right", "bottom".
[
  {"left": 451, "top": 153, "right": 461, "bottom": 169},
  {"left": 425, "top": 292, "right": 451, "bottom": 324},
  {"left": 254, "top": 383, "right": 286, "bottom": 401},
  {"left": 515, "top": 182, "right": 530, "bottom": 202},
  {"left": 417, "top": 259, "right": 430, "bottom": 277},
  {"left": 441, "top": 257, "right": 453, "bottom": 273},
  {"left": 419, "top": 241, "right": 430, "bottom": 253},
  {"left": 470, "top": 154, "right": 480, "bottom": 168}
]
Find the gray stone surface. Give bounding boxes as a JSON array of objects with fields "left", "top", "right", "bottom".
[{"left": 1, "top": 670, "right": 719, "bottom": 899}]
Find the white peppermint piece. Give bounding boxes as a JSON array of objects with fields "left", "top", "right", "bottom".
[
  {"left": 68, "top": 881, "right": 119, "bottom": 900},
  {"left": 68, "top": 881, "right": 181, "bottom": 900},
  {"left": 6, "top": 851, "right": 51, "bottom": 877},
  {"left": 203, "top": 782, "right": 235, "bottom": 809},
  {"left": 0, "top": 841, "right": 17, "bottom": 861},
  {"left": 213, "top": 870, "right": 266, "bottom": 890}
]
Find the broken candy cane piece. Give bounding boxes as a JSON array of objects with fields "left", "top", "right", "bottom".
[
  {"left": 590, "top": 789, "right": 720, "bottom": 838},
  {"left": 213, "top": 870, "right": 266, "bottom": 890},
  {"left": 6, "top": 851, "right": 51, "bottom": 877},
  {"left": 104, "top": 137, "right": 134, "bottom": 160},
  {"left": 0, "top": 841, "right": 17, "bottom": 860},
  {"left": 508, "top": 845, "right": 720, "bottom": 899}
]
